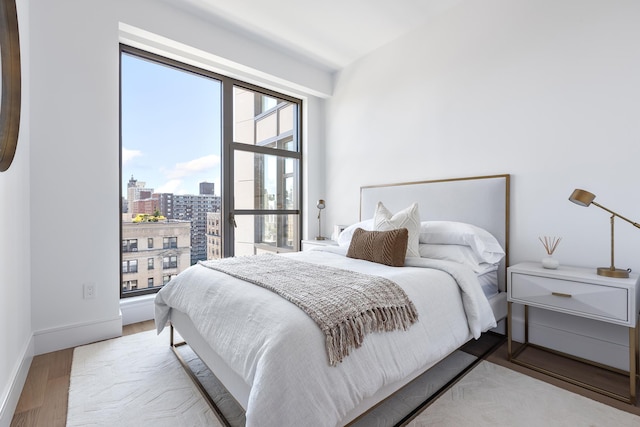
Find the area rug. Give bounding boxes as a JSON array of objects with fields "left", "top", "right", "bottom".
[
  {"left": 67, "top": 329, "right": 223, "bottom": 427},
  {"left": 410, "top": 360, "right": 640, "bottom": 427},
  {"left": 67, "top": 329, "right": 640, "bottom": 426}
]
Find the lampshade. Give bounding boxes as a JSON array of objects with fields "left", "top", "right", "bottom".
[
  {"left": 568, "top": 189, "right": 596, "bottom": 207},
  {"left": 317, "top": 199, "right": 325, "bottom": 210}
]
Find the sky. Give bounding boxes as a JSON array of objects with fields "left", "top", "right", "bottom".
[{"left": 121, "top": 53, "right": 222, "bottom": 197}]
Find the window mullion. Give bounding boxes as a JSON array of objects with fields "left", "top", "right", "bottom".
[{"left": 221, "top": 78, "right": 235, "bottom": 258}]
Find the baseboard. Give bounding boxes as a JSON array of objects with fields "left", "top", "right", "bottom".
[
  {"left": 120, "top": 294, "right": 156, "bottom": 326},
  {"left": 510, "top": 305, "right": 630, "bottom": 371},
  {"left": 0, "top": 335, "right": 34, "bottom": 427},
  {"left": 33, "top": 315, "right": 122, "bottom": 355}
]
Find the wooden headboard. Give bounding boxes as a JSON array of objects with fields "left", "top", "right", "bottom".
[{"left": 360, "top": 174, "right": 510, "bottom": 291}]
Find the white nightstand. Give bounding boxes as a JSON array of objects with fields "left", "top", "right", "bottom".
[
  {"left": 507, "top": 262, "right": 640, "bottom": 403},
  {"left": 301, "top": 239, "right": 338, "bottom": 251}
]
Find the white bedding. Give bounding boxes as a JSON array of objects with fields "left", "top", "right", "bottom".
[{"left": 155, "top": 248, "right": 496, "bottom": 427}]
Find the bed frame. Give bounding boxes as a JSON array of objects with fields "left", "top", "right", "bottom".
[{"left": 168, "top": 174, "right": 510, "bottom": 426}]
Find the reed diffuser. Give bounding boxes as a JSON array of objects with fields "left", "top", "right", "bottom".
[{"left": 539, "top": 236, "right": 561, "bottom": 269}]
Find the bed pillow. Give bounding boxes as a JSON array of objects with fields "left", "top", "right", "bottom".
[
  {"left": 337, "top": 218, "right": 374, "bottom": 246},
  {"left": 347, "top": 227, "right": 408, "bottom": 267},
  {"left": 373, "top": 202, "right": 420, "bottom": 258},
  {"left": 418, "top": 243, "right": 490, "bottom": 272},
  {"left": 419, "top": 221, "right": 505, "bottom": 264}
]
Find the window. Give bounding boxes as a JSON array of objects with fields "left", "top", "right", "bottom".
[
  {"left": 163, "top": 255, "right": 177, "bottom": 269},
  {"left": 120, "top": 45, "right": 302, "bottom": 298},
  {"left": 122, "top": 280, "right": 138, "bottom": 291},
  {"left": 148, "top": 277, "right": 154, "bottom": 288},
  {"left": 122, "top": 239, "right": 138, "bottom": 253},
  {"left": 163, "top": 236, "right": 177, "bottom": 249},
  {"left": 122, "top": 259, "right": 138, "bottom": 274},
  {"left": 231, "top": 87, "right": 301, "bottom": 256}
]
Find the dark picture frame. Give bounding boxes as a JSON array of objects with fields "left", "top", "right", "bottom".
[{"left": 0, "top": 0, "right": 21, "bottom": 172}]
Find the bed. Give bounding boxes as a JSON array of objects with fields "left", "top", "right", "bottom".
[{"left": 154, "top": 174, "right": 510, "bottom": 427}]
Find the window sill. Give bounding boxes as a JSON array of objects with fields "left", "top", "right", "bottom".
[{"left": 120, "top": 294, "right": 156, "bottom": 326}]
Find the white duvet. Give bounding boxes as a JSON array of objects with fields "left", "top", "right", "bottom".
[{"left": 155, "top": 247, "right": 496, "bottom": 427}]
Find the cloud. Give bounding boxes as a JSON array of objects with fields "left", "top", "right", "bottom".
[
  {"left": 166, "top": 154, "right": 220, "bottom": 179},
  {"left": 122, "top": 148, "right": 143, "bottom": 165},
  {"left": 155, "top": 179, "right": 183, "bottom": 194}
]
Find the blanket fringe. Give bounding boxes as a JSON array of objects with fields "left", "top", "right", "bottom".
[{"left": 326, "top": 303, "right": 418, "bottom": 367}]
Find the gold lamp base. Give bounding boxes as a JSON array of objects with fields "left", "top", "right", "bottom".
[{"left": 597, "top": 267, "right": 630, "bottom": 278}]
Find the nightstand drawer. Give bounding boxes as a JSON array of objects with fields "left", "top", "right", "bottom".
[{"left": 510, "top": 273, "right": 628, "bottom": 322}]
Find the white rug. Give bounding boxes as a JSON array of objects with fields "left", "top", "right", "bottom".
[
  {"left": 410, "top": 360, "right": 640, "bottom": 427},
  {"left": 67, "top": 329, "right": 223, "bottom": 427},
  {"left": 67, "top": 330, "right": 640, "bottom": 427}
]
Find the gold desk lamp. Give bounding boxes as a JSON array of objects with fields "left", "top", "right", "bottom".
[
  {"left": 568, "top": 189, "right": 640, "bottom": 278},
  {"left": 315, "top": 199, "right": 326, "bottom": 240}
]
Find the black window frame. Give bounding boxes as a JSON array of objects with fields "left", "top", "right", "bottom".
[{"left": 119, "top": 44, "right": 303, "bottom": 298}]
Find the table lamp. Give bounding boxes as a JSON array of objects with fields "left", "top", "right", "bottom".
[
  {"left": 568, "top": 189, "right": 640, "bottom": 278},
  {"left": 316, "top": 199, "right": 326, "bottom": 240}
]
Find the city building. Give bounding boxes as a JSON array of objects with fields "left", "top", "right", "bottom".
[
  {"left": 121, "top": 219, "right": 191, "bottom": 295},
  {"left": 126, "top": 175, "right": 153, "bottom": 217},
  {"left": 199, "top": 182, "right": 215, "bottom": 195},
  {"left": 206, "top": 211, "right": 222, "bottom": 260},
  {"left": 125, "top": 178, "right": 221, "bottom": 267}
]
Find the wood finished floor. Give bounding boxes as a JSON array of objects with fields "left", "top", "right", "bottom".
[
  {"left": 9, "top": 320, "right": 156, "bottom": 427},
  {"left": 9, "top": 323, "right": 640, "bottom": 426}
]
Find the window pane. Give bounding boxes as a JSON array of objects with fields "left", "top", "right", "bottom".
[
  {"left": 233, "top": 86, "right": 298, "bottom": 151},
  {"left": 121, "top": 50, "right": 222, "bottom": 297},
  {"left": 121, "top": 48, "right": 301, "bottom": 296},
  {"left": 234, "top": 151, "right": 299, "bottom": 210},
  {"left": 234, "top": 214, "right": 299, "bottom": 256}
]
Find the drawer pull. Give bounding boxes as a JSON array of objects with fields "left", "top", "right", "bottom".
[{"left": 552, "top": 291, "right": 572, "bottom": 298}]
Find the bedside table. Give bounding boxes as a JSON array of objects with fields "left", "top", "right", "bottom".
[
  {"left": 507, "top": 262, "right": 640, "bottom": 403},
  {"left": 301, "top": 239, "right": 338, "bottom": 251}
]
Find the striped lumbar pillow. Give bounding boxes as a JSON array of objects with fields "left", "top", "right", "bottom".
[{"left": 346, "top": 227, "right": 408, "bottom": 267}]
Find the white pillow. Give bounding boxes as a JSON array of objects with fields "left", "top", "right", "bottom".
[
  {"left": 419, "top": 221, "right": 505, "bottom": 264},
  {"left": 337, "top": 218, "right": 374, "bottom": 246},
  {"left": 418, "top": 244, "right": 499, "bottom": 273},
  {"left": 373, "top": 202, "right": 420, "bottom": 258},
  {"left": 418, "top": 244, "right": 488, "bottom": 272}
]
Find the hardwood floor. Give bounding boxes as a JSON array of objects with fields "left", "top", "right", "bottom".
[
  {"left": 9, "top": 324, "right": 640, "bottom": 426},
  {"left": 487, "top": 342, "right": 640, "bottom": 417},
  {"left": 9, "top": 320, "right": 155, "bottom": 427}
]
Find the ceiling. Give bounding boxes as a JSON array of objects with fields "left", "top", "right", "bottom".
[{"left": 163, "top": 0, "right": 464, "bottom": 71}]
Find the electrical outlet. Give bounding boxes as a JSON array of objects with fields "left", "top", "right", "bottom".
[{"left": 83, "top": 283, "right": 96, "bottom": 299}]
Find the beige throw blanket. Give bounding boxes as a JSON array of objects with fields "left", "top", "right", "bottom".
[{"left": 198, "top": 254, "right": 419, "bottom": 366}]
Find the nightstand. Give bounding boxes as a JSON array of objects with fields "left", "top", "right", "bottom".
[
  {"left": 507, "top": 262, "right": 640, "bottom": 403},
  {"left": 301, "top": 239, "right": 338, "bottom": 251}
]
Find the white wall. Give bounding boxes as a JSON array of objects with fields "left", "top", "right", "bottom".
[
  {"left": 325, "top": 0, "right": 640, "bottom": 367},
  {"left": 327, "top": 0, "right": 640, "bottom": 269},
  {"left": 0, "top": 0, "right": 31, "bottom": 423},
  {"left": 27, "top": 0, "right": 328, "bottom": 353}
]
